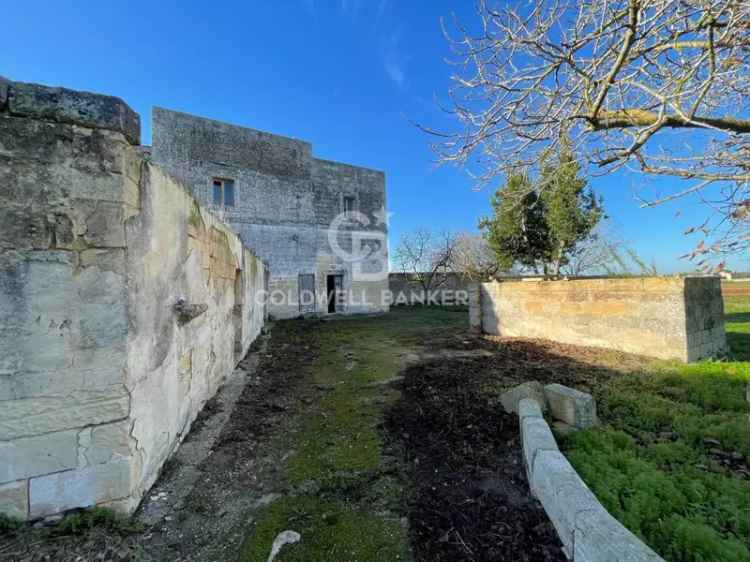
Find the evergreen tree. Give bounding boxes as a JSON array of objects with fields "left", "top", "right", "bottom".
[
  {"left": 480, "top": 146, "right": 602, "bottom": 276},
  {"left": 539, "top": 143, "right": 603, "bottom": 276},
  {"left": 479, "top": 174, "right": 550, "bottom": 273}
]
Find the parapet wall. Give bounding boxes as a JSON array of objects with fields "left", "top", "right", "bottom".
[
  {"left": 471, "top": 277, "right": 727, "bottom": 362},
  {"left": 0, "top": 78, "right": 267, "bottom": 519}
]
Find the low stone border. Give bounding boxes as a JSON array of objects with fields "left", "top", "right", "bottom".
[{"left": 519, "top": 397, "right": 664, "bottom": 561}]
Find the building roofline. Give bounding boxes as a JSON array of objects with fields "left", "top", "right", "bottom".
[
  {"left": 313, "top": 156, "right": 385, "bottom": 176},
  {"left": 152, "top": 106, "right": 384, "bottom": 176},
  {"left": 152, "top": 106, "right": 313, "bottom": 150}
]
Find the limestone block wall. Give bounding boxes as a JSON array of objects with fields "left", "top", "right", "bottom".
[
  {"left": 388, "top": 272, "right": 470, "bottom": 306},
  {"left": 0, "top": 78, "right": 267, "bottom": 520},
  {"left": 472, "top": 277, "right": 727, "bottom": 362},
  {"left": 151, "top": 108, "right": 389, "bottom": 319}
]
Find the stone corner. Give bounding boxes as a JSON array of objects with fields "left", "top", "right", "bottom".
[{"left": 7, "top": 79, "right": 140, "bottom": 145}]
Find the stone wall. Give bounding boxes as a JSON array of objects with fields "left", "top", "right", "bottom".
[
  {"left": 0, "top": 78, "right": 267, "bottom": 520},
  {"left": 151, "top": 108, "right": 389, "bottom": 319},
  {"left": 472, "top": 277, "right": 727, "bottom": 362},
  {"left": 388, "top": 272, "right": 470, "bottom": 306}
]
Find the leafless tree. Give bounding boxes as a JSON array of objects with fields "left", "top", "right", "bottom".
[
  {"left": 426, "top": 0, "right": 750, "bottom": 265},
  {"left": 451, "top": 232, "right": 502, "bottom": 280},
  {"left": 561, "top": 221, "right": 626, "bottom": 276},
  {"left": 393, "top": 228, "right": 456, "bottom": 298}
]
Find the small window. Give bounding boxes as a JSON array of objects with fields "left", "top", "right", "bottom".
[
  {"left": 343, "top": 196, "right": 355, "bottom": 215},
  {"left": 212, "top": 178, "right": 235, "bottom": 207}
]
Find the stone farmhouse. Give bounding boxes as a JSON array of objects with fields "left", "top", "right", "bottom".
[
  {"left": 0, "top": 77, "right": 386, "bottom": 521},
  {"left": 150, "top": 108, "right": 389, "bottom": 319}
]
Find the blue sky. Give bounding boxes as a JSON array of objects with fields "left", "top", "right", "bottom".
[{"left": 3, "top": 0, "right": 744, "bottom": 272}]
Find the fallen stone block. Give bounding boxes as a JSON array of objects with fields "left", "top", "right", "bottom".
[
  {"left": 574, "top": 506, "right": 664, "bottom": 561},
  {"left": 500, "top": 381, "right": 546, "bottom": 414},
  {"left": 518, "top": 397, "right": 544, "bottom": 420},
  {"left": 551, "top": 420, "right": 578, "bottom": 437},
  {"left": 530, "top": 449, "right": 601, "bottom": 556},
  {"left": 521, "top": 416, "right": 558, "bottom": 484},
  {"left": 544, "top": 383, "right": 597, "bottom": 429}
]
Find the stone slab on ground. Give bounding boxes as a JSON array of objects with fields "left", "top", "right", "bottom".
[
  {"left": 521, "top": 406, "right": 559, "bottom": 483},
  {"left": 500, "top": 381, "right": 547, "bottom": 414},
  {"left": 530, "top": 450, "right": 601, "bottom": 555},
  {"left": 544, "top": 383, "right": 597, "bottom": 429},
  {"left": 519, "top": 401, "right": 664, "bottom": 561},
  {"left": 574, "top": 508, "right": 663, "bottom": 561},
  {"left": 518, "top": 397, "right": 544, "bottom": 420}
]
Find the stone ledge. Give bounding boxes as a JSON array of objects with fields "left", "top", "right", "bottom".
[
  {"left": 5, "top": 79, "right": 140, "bottom": 145},
  {"left": 519, "top": 398, "right": 664, "bottom": 561}
]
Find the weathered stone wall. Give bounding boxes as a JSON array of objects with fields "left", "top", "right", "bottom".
[
  {"left": 388, "top": 272, "right": 470, "bottom": 306},
  {"left": 151, "top": 108, "right": 389, "bottom": 319},
  {"left": 0, "top": 78, "right": 267, "bottom": 519},
  {"left": 473, "top": 277, "right": 727, "bottom": 362}
]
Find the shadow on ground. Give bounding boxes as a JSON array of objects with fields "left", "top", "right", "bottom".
[{"left": 383, "top": 337, "right": 631, "bottom": 561}]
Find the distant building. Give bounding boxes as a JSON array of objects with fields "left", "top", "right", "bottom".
[{"left": 152, "top": 108, "right": 389, "bottom": 319}]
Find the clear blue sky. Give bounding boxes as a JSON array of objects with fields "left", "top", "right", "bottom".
[{"left": 3, "top": 0, "right": 744, "bottom": 272}]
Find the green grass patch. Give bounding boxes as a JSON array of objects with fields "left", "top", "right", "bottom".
[
  {"left": 725, "top": 293, "right": 750, "bottom": 361},
  {"left": 238, "top": 496, "right": 408, "bottom": 562},
  {"left": 54, "top": 507, "right": 142, "bottom": 536},
  {"left": 561, "top": 294, "right": 750, "bottom": 561},
  {"left": 238, "top": 308, "right": 467, "bottom": 561}
]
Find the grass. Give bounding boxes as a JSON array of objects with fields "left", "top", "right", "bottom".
[
  {"left": 237, "top": 307, "right": 467, "bottom": 562},
  {"left": 724, "top": 285, "right": 750, "bottom": 361},
  {"left": 561, "top": 287, "right": 750, "bottom": 561}
]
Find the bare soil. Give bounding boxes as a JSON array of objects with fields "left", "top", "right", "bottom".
[{"left": 1, "top": 310, "right": 647, "bottom": 561}]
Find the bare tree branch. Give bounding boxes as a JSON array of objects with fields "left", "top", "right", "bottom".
[{"left": 428, "top": 0, "right": 750, "bottom": 260}]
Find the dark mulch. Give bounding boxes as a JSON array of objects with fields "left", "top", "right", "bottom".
[
  {"left": 383, "top": 335, "right": 644, "bottom": 562},
  {"left": 0, "top": 322, "right": 323, "bottom": 562},
  {"left": 385, "top": 358, "right": 566, "bottom": 562}
]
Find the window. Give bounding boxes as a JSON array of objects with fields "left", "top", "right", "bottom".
[
  {"left": 343, "top": 196, "right": 355, "bottom": 216},
  {"left": 212, "top": 178, "right": 235, "bottom": 207}
]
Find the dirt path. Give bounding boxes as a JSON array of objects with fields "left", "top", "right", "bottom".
[{"left": 2, "top": 308, "right": 588, "bottom": 561}]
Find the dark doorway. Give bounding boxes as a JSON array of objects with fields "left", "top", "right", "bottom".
[
  {"left": 327, "top": 274, "right": 343, "bottom": 313},
  {"left": 299, "top": 273, "right": 316, "bottom": 314}
]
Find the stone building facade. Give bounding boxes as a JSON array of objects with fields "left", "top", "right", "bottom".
[
  {"left": 0, "top": 78, "right": 267, "bottom": 520},
  {"left": 151, "top": 108, "right": 389, "bottom": 319}
]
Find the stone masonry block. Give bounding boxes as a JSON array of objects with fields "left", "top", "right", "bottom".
[
  {"left": 29, "top": 459, "right": 133, "bottom": 518},
  {"left": 531, "top": 449, "right": 601, "bottom": 556},
  {"left": 501, "top": 382, "right": 547, "bottom": 414},
  {"left": 0, "top": 388, "right": 130, "bottom": 440},
  {"left": 78, "top": 421, "right": 135, "bottom": 467},
  {"left": 0, "top": 480, "right": 28, "bottom": 519},
  {"left": 0, "top": 430, "right": 78, "bottom": 483},
  {"left": 8, "top": 80, "right": 140, "bottom": 145},
  {"left": 544, "top": 383, "right": 597, "bottom": 429},
  {"left": 521, "top": 416, "right": 559, "bottom": 485},
  {"left": 0, "top": 75, "right": 9, "bottom": 109},
  {"left": 574, "top": 506, "right": 664, "bottom": 561},
  {"left": 518, "top": 397, "right": 544, "bottom": 420}
]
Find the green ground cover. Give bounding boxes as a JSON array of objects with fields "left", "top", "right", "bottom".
[
  {"left": 561, "top": 287, "right": 750, "bottom": 561},
  {"left": 238, "top": 308, "right": 467, "bottom": 562}
]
